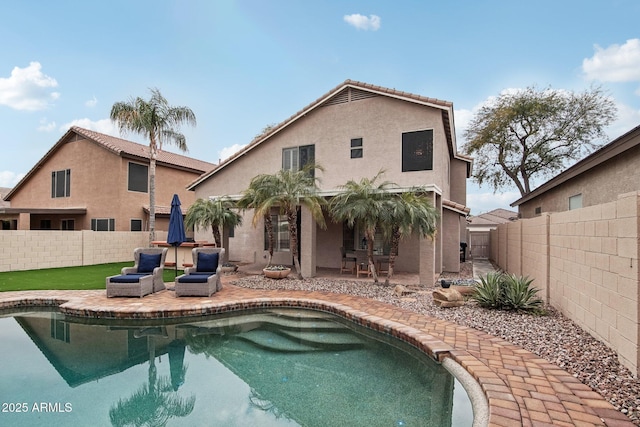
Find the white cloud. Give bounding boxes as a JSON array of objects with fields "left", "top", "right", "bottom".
[
  {"left": 0, "top": 62, "right": 60, "bottom": 111},
  {"left": 218, "top": 143, "right": 247, "bottom": 163},
  {"left": 59, "top": 118, "right": 119, "bottom": 135},
  {"left": 37, "top": 118, "right": 56, "bottom": 132},
  {"left": 85, "top": 96, "right": 98, "bottom": 107},
  {"left": 582, "top": 38, "right": 640, "bottom": 82},
  {"left": 343, "top": 14, "right": 381, "bottom": 31},
  {"left": 0, "top": 171, "right": 25, "bottom": 187}
]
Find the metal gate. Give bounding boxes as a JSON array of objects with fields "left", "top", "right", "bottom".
[{"left": 470, "top": 231, "right": 490, "bottom": 259}]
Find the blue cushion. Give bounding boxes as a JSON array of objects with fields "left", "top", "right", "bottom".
[
  {"left": 110, "top": 274, "right": 148, "bottom": 283},
  {"left": 178, "top": 274, "right": 213, "bottom": 283},
  {"left": 196, "top": 252, "right": 219, "bottom": 273},
  {"left": 139, "top": 253, "right": 162, "bottom": 273}
]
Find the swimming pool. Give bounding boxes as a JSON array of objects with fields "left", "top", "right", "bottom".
[{"left": 0, "top": 308, "right": 474, "bottom": 426}]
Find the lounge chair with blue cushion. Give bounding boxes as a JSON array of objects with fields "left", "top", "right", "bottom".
[
  {"left": 175, "top": 248, "right": 225, "bottom": 297},
  {"left": 106, "top": 247, "right": 168, "bottom": 297}
]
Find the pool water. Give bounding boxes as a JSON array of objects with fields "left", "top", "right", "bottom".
[{"left": 0, "top": 308, "right": 473, "bottom": 426}]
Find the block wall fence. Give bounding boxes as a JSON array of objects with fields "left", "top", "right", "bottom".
[
  {"left": 0, "top": 231, "right": 168, "bottom": 272},
  {"left": 491, "top": 192, "right": 640, "bottom": 376}
]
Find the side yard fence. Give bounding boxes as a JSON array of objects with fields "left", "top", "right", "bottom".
[
  {"left": 491, "top": 191, "right": 640, "bottom": 376},
  {"left": 0, "top": 230, "right": 168, "bottom": 272}
]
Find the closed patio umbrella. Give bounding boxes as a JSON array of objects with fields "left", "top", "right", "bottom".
[{"left": 167, "top": 194, "right": 186, "bottom": 278}]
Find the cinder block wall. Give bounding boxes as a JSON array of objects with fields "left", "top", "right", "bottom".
[
  {"left": 0, "top": 231, "right": 148, "bottom": 272},
  {"left": 522, "top": 214, "right": 550, "bottom": 303},
  {"left": 493, "top": 192, "right": 640, "bottom": 375}
]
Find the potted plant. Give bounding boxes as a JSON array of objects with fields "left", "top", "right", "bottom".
[
  {"left": 440, "top": 279, "right": 451, "bottom": 288},
  {"left": 263, "top": 265, "right": 291, "bottom": 279}
]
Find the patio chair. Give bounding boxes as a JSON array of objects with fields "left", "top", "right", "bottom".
[
  {"left": 106, "top": 247, "right": 168, "bottom": 297},
  {"left": 175, "top": 248, "right": 225, "bottom": 297},
  {"left": 340, "top": 247, "right": 356, "bottom": 274},
  {"left": 355, "top": 250, "right": 372, "bottom": 278}
]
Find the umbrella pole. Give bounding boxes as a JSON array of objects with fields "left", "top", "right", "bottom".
[{"left": 175, "top": 246, "right": 178, "bottom": 278}]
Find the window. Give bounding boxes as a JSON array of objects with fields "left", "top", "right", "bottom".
[
  {"left": 51, "top": 169, "right": 71, "bottom": 198},
  {"left": 402, "top": 130, "right": 433, "bottom": 172},
  {"left": 264, "top": 214, "right": 290, "bottom": 252},
  {"left": 283, "top": 145, "right": 315, "bottom": 172},
  {"left": 350, "top": 138, "right": 363, "bottom": 158},
  {"left": 569, "top": 194, "right": 582, "bottom": 210},
  {"left": 130, "top": 219, "right": 143, "bottom": 231},
  {"left": 40, "top": 220, "right": 51, "bottom": 230},
  {"left": 91, "top": 218, "right": 115, "bottom": 231},
  {"left": 128, "top": 162, "right": 148, "bottom": 193},
  {"left": 61, "top": 219, "right": 75, "bottom": 231},
  {"left": 534, "top": 207, "right": 542, "bottom": 215}
]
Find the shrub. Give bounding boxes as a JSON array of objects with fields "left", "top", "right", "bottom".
[
  {"left": 501, "top": 274, "right": 543, "bottom": 311},
  {"left": 471, "top": 272, "right": 543, "bottom": 312},
  {"left": 471, "top": 272, "right": 504, "bottom": 309}
]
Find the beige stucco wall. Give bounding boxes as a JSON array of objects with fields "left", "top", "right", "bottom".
[
  {"left": 493, "top": 192, "right": 640, "bottom": 375},
  {"left": 194, "top": 96, "right": 453, "bottom": 197},
  {"left": 0, "top": 231, "right": 147, "bottom": 272},
  {"left": 194, "top": 94, "right": 466, "bottom": 280},
  {"left": 7, "top": 136, "right": 201, "bottom": 231},
  {"left": 519, "top": 143, "right": 640, "bottom": 218}
]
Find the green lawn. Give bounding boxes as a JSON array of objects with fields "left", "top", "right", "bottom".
[{"left": 0, "top": 263, "right": 183, "bottom": 292}]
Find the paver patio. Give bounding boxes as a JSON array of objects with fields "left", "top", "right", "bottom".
[{"left": 0, "top": 273, "right": 633, "bottom": 427}]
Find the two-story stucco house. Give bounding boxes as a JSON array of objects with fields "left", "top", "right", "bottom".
[
  {"left": 187, "top": 80, "right": 472, "bottom": 284},
  {"left": 1, "top": 126, "right": 215, "bottom": 232}
]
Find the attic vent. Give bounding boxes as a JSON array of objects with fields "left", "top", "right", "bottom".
[
  {"left": 323, "top": 88, "right": 349, "bottom": 106},
  {"left": 350, "top": 88, "right": 378, "bottom": 101}
]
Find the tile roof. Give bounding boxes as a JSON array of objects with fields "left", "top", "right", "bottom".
[
  {"left": 0, "top": 187, "right": 11, "bottom": 206},
  {"left": 468, "top": 208, "right": 518, "bottom": 225},
  {"left": 188, "top": 79, "right": 470, "bottom": 190},
  {"left": 71, "top": 127, "right": 215, "bottom": 173},
  {"left": 5, "top": 127, "right": 216, "bottom": 200}
]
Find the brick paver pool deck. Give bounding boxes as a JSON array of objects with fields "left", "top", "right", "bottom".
[{"left": 0, "top": 277, "right": 633, "bottom": 427}]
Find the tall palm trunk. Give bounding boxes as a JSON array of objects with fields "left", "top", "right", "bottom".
[
  {"left": 287, "top": 209, "right": 302, "bottom": 279},
  {"left": 264, "top": 213, "right": 274, "bottom": 268},
  {"left": 212, "top": 225, "right": 221, "bottom": 247},
  {"left": 366, "top": 230, "right": 379, "bottom": 283},
  {"left": 385, "top": 227, "right": 401, "bottom": 286},
  {"left": 148, "top": 151, "right": 157, "bottom": 246}
]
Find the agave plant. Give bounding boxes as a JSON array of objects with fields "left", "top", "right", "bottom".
[
  {"left": 501, "top": 274, "right": 543, "bottom": 311},
  {"left": 471, "top": 271, "right": 504, "bottom": 309},
  {"left": 471, "top": 272, "right": 544, "bottom": 312}
]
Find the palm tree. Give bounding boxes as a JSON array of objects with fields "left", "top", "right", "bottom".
[
  {"left": 110, "top": 88, "right": 196, "bottom": 245},
  {"left": 109, "top": 337, "right": 195, "bottom": 426},
  {"left": 241, "top": 165, "right": 326, "bottom": 278},
  {"left": 184, "top": 197, "right": 242, "bottom": 247},
  {"left": 380, "top": 189, "right": 439, "bottom": 285},
  {"left": 237, "top": 176, "right": 278, "bottom": 268},
  {"left": 329, "top": 171, "right": 394, "bottom": 283}
]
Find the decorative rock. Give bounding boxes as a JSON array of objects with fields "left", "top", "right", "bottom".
[
  {"left": 432, "top": 288, "right": 464, "bottom": 308},
  {"left": 394, "top": 285, "right": 413, "bottom": 297}
]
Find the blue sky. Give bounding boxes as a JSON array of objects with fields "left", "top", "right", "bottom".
[{"left": 2, "top": 0, "right": 640, "bottom": 215}]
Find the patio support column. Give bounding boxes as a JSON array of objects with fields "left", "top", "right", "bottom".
[
  {"left": 299, "top": 205, "right": 316, "bottom": 278},
  {"left": 18, "top": 212, "right": 30, "bottom": 230},
  {"left": 419, "top": 234, "right": 436, "bottom": 286}
]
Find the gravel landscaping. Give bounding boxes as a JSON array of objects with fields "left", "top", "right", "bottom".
[{"left": 231, "top": 264, "right": 640, "bottom": 425}]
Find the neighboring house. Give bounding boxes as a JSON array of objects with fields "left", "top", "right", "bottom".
[
  {"left": 1, "top": 126, "right": 215, "bottom": 232},
  {"left": 188, "top": 80, "right": 472, "bottom": 284},
  {"left": 466, "top": 208, "right": 517, "bottom": 259},
  {"left": 0, "top": 187, "right": 13, "bottom": 230},
  {"left": 512, "top": 124, "right": 640, "bottom": 218}
]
